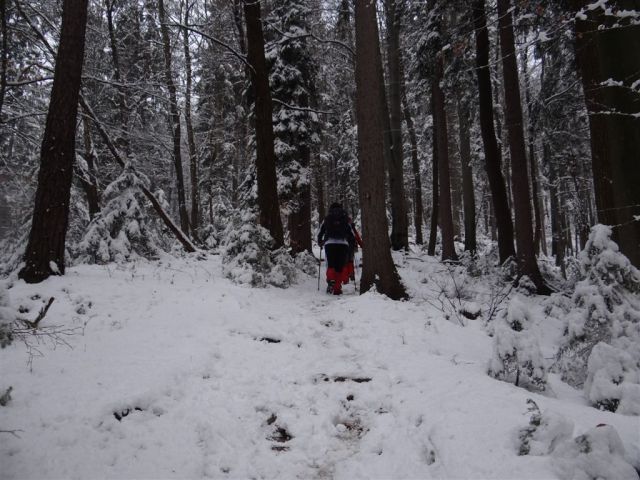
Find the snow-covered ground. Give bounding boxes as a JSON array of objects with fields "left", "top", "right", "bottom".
[{"left": 1, "top": 253, "right": 639, "bottom": 479}]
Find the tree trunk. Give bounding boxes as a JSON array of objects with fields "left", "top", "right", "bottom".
[
  {"left": 354, "top": 0, "right": 406, "bottom": 300},
  {"left": 497, "top": 0, "right": 549, "bottom": 294},
  {"left": 158, "top": 0, "right": 190, "bottom": 235},
  {"left": 19, "top": 0, "right": 88, "bottom": 283},
  {"left": 384, "top": 0, "right": 409, "bottom": 251},
  {"left": 243, "top": 0, "right": 284, "bottom": 248},
  {"left": 522, "top": 45, "right": 546, "bottom": 256},
  {"left": 447, "top": 107, "right": 462, "bottom": 239},
  {"left": 427, "top": 123, "right": 439, "bottom": 256},
  {"left": 432, "top": 54, "right": 458, "bottom": 262},
  {"left": 183, "top": 3, "right": 200, "bottom": 240},
  {"left": 572, "top": 0, "right": 640, "bottom": 267},
  {"left": 471, "top": 0, "right": 515, "bottom": 264},
  {"left": 105, "top": 0, "right": 129, "bottom": 153},
  {"left": 457, "top": 101, "right": 477, "bottom": 254},
  {"left": 402, "top": 94, "right": 424, "bottom": 245}
]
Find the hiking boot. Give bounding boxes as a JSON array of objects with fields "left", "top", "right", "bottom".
[{"left": 326, "top": 280, "right": 335, "bottom": 294}]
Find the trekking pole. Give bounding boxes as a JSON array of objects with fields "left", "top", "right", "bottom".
[
  {"left": 317, "top": 247, "right": 323, "bottom": 291},
  {"left": 354, "top": 252, "right": 359, "bottom": 293}
]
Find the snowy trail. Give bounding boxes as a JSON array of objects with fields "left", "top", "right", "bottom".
[{"left": 1, "top": 256, "right": 639, "bottom": 479}]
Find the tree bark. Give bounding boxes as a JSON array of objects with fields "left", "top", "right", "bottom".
[
  {"left": 497, "top": 0, "right": 549, "bottom": 294},
  {"left": 457, "top": 101, "right": 477, "bottom": 254},
  {"left": 402, "top": 95, "right": 424, "bottom": 245},
  {"left": 572, "top": 0, "right": 640, "bottom": 267},
  {"left": 105, "top": 0, "right": 129, "bottom": 152},
  {"left": 19, "top": 0, "right": 88, "bottom": 283},
  {"left": 384, "top": 0, "right": 409, "bottom": 251},
  {"left": 471, "top": 0, "right": 515, "bottom": 264},
  {"left": 243, "top": 0, "right": 284, "bottom": 248},
  {"left": 432, "top": 54, "right": 458, "bottom": 262},
  {"left": 522, "top": 45, "right": 545, "bottom": 256},
  {"left": 182, "top": 3, "right": 200, "bottom": 240},
  {"left": 427, "top": 122, "right": 439, "bottom": 256},
  {"left": 158, "top": 0, "right": 190, "bottom": 235},
  {"left": 354, "top": 0, "right": 406, "bottom": 300}
]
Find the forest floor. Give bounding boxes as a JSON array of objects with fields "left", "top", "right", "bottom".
[{"left": 1, "top": 251, "right": 639, "bottom": 479}]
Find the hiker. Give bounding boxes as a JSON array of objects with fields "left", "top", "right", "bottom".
[
  {"left": 317, "top": 202, "right": 356, "bottom": 295},
  {"left": 344, "top": 218, "right": 363, "bottom": 284}
]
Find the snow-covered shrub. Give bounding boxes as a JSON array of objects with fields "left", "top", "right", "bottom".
[
  {"left": 221, "top": 210, "right": 296, "bottom": 288},
  {"left": 556, "top": 225, "right": 640, "bottom": 412},
  {"left": 74, "top": 164, "right": 163, "bottom": 264},
  {"left": 518, "top": 399, "right": 573, "bottom": 456},
  {"left": 488, "top": 295, "right": 548, "bottom": 391},
  {"left": 551, "top": 425, "right": 639, "bottom": 480},
  {"left": 584, "top": 343, "right": 640, "bottom": 415},
  {"left": 0, "top": 224, "right": 29, "bottom": 276},
  {"left": 294, "top": 250, "right": 318, "bottom": 277}
]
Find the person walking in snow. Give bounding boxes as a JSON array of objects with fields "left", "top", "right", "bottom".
[{"left": 318, "top": 202, "right": 356, "bottom": 295}]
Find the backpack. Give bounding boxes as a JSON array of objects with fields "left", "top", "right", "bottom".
[{"left": 324, "top": 208, "right": 351, "bottom": 240}]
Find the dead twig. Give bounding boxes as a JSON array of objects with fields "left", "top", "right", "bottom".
[{"left": 20, "top": 297, "right": 54, "bottom": 329}]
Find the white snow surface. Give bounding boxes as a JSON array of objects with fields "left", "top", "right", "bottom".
[{"left": 1, "top": 253, "right": 639, "bottom": 479}]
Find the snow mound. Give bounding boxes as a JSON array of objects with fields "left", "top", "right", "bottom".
[{"left": 551, "top": 425, "right": 639, "bottom": 480}]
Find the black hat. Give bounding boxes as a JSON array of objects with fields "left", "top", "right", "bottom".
[{"left": 329, "top": 202, "right": 342, "bottom": 210}]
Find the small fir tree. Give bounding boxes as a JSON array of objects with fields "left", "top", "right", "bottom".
[
  {"left": 74, "top": 164, "right": 163, "bottom": 264},
  {"left": 556, "top": 225, "right": 640, "bottom": 413},
  {"left": 488, "top": 295, "right": 548, "bottom": 391},
  {"left": 221, "top": 209, "right": 296, "bottom": 288}
]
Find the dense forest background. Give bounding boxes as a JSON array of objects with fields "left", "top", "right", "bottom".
[{"left": 0, "top": 0, "right": 638, "bottom": 288}]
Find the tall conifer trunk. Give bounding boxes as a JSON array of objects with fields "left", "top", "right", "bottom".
[
  {"left": 432, "top": 55, "right": 458, "bottom": 262},
  {"left": 427, "top": 123, "right": 439, "bottom": 256},
  {"left": 571, "top": 0, "right": 640, "bottom": 267},
  {"left": 384, "top": 0, "right": 409, "bottom": 251},
  {"left": 354, "top": 0, "right": 406, "bottom": 299},
  {"left": 471, "top": 0, "right": 515, "bottom": 264},
  {"left": 183, "top": 4, "right": 199, "bottom": 240},
  {"left": 158, "top": 0, "right": 189, "bottom": 235},
  {"left": 497, "top": 0, "right": 549, "bottom": 294},
  {"left": 243, "top": 0, "right": 284, "bottom": 248},
  {"left": 19, "top": 0, "right": 88, "bottom": 283},
  {"left": 457, "top": 102, "right": 477, "bottom": 254},
  {"left": 402, "top": 95, "right": 424, "bottom": 245}
]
